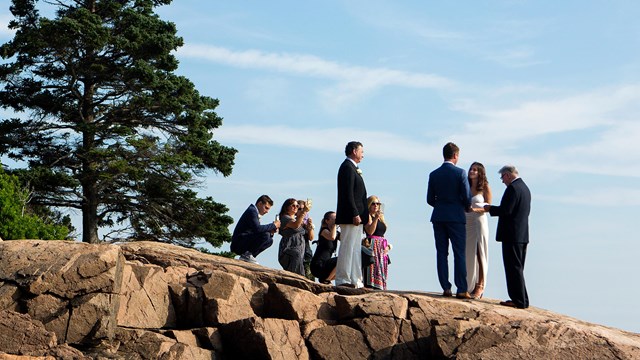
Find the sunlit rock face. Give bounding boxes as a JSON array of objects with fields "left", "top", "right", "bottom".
[{"left": 0, "top": 240, "right": 638, "bottom": 359}]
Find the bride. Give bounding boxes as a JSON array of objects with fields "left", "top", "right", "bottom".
[{"left": 465, "top": 162, "right": 492, "bottom": 299}]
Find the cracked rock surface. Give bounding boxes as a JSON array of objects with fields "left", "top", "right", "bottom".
[{"left": 1, "top": 240, "right": 639, "bottom": 359}]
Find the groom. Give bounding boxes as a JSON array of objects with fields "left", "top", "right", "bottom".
[{"left": 427, "top": 142, "right": 472, "bottom": 299}]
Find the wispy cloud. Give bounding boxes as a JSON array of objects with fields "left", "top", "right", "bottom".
[
  {"left": 215, "top": 82, "right": 640, "bottom": 179},
  {"left": 178, "top": 44, "right": 456, "bottom": 96},
  {"left": 215, "top": 125, "right": 440, "bottom": 163},
  {"left": 456, "top": 85, "right": 640, "bottom": 141},
  {"left": 451, "top": 84, "right": 640, "bottom": 177},
  {"left": 484, "top": 45, "right": 549, "bottom": 68}
]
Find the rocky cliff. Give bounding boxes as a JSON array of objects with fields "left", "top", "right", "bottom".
[{"left": 0, "top": 240, "right": 638, "bottom": 359}]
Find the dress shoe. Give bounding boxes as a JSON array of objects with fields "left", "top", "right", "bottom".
[
  {"left": 499, "top": 300, "right": 526, "bottom": 309},
  {"left": 456, "top": 292, "right": 472, "bottom": 299},
  {"left": 442, "top": 289, "right": 453, "bottom": 297}
]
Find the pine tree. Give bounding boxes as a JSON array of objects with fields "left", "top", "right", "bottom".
[{"left": 0, "top": 0, "right": 237, "bottom": 247}]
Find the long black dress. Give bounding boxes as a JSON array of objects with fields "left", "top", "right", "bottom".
[{"left": 310, "top": 227, "right": 339, "bottom": 283}]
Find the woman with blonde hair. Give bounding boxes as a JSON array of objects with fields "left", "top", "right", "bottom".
[{"left": 363, "top": 195, "right": 392, "bottom": 289}]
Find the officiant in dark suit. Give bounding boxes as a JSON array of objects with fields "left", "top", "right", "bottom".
[
  {"left": 484, "top": 165, "right": 531, "bottom": 309},
  {"left": 335, "top": 141, "right": 368, "bottom": 288},
  {"left": 427, "top": 142, "right": 472, "bottom": 299}
]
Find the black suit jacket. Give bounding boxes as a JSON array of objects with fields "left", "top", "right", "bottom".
[
  {"left": 336, "top": 159, "right": 368, "bottom": 225},
  {"left": 489, "top": 178, "right": 531, "bottom": 243}
]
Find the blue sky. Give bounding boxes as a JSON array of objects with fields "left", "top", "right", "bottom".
[{"left": 2, "top": 1, "right": 639, "bottom": 333}]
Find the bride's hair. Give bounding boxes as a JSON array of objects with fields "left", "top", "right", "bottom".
[{"left": 469, "top": 162, "right": 488, "bottom": 193}]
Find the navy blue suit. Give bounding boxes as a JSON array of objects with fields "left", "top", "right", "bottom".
[
  {"left": 488, "top": 177, "right": 531, "bottom": 308},
  {"left": 230, "top": 204, "right": 276, "bottom": 257},
  {"left": 427, "top": 162, "right": 472, "bottom": 293}
]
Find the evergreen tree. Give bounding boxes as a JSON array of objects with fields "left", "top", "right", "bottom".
[{"left": 0, "top": 0, "right": 237, "bottom": 247}]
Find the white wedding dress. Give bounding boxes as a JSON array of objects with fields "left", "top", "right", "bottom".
[{"left": 465, "top": 193, "right": 489, "bottom": 291}]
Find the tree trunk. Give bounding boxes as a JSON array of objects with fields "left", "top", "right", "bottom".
[
  {"left": 81, "top": 76, "right": 99, "bottom": 243},
  {"left": 82, "top": 177, "right": 100, "bottom": 243}
]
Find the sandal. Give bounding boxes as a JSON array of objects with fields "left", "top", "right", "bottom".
[{"left": 470, "top": 283, "right": 484, "bottom": 299}]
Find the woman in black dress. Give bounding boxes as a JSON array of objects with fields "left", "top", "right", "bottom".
[{"left": 310, "top": 211, "right": 339, "bottom": 284}]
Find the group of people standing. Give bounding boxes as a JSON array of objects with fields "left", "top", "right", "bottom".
[
  {"left": 229, "top": 140, "right": 531, "bottom": 309},
  {"left": 229, "top": 141, "right": 392, "bottom": 290}
]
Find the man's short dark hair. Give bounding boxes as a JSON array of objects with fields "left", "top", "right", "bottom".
[
  {"left": 256, "top": 195, "right": 273, "bottom": 206},
  {"left": 345, "top": 141, "right": 363, "bottom": 157},
  {"left": 443, "top": 142, "right": 459, "bottom": 160}
]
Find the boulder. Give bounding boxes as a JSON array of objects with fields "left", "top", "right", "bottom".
[
  {"left": 199, "top": 270, "right": 268, "bottom": 326},
  {"left": 192, "top": 327, "right": 223, "bottom": 353},
  {"left": 263, "top": 282, "right": 336, "bottom": 323},
  {"left": 334, "top": 291, "right": 409, "bottom": 320},
  {"left": 0, "top": 240, "right": 123, "bottom": 298},
  {"left": 114, "top": 328, "right": 217, "bottom": 360},
  {"left": 351, "top": 315, "right": 403, "bottom": 352},
  {"left": 307, "top": 324, "right": 371, "bottom": 359},
  {"left": 117, "top": 262, "right": 178, "bottom": 328},
  {"left": 220, "top": 317, "right": 309, "bottom": 359},
  {"left": 0, "top": 310, "right": 88, "bottom": 359},
  {"left": 0, "top": 283, "right": 20, "bottom": 312},
  {"left": 0, "top": 311, "right": 57, "bottom": 355},
  {"left": 25, "top": 294, "right": 69, "bottom": 343}
]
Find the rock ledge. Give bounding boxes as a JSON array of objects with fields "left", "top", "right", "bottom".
[{"left": 0, "top": 240, "right": 638, "bottom": 359}]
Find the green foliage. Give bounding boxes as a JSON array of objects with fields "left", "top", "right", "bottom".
[
  {"left": 207, "top": 250, "right": 236, "bottom": 259},
  {"left": 0, "top": 0, "right": 236, "bottom": 247},
  {"left": 0, "top": 168, "right": 69, "bottom": 240}
]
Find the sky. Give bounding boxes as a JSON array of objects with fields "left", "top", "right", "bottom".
[{"left": 1, "top": 1, "right": 639, "bottom": 333}]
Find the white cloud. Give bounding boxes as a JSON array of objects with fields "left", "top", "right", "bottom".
[
  {"left": 457, "top": 84, "right": 640, "bottom": 141},
  {"left": 449, "top": 84, "right": 640, "bottom": 178},
  {"left": 214, "top": 82, "right": 640, "bottom": 179},
  {"left": 178, "top": 44, "right": 455, "bottom": 93},
  {"left": 484, "top": 45, "right": 549, "bottom": 68},
  {"left": 214, "top": 125, "right": 441, "bottom": 163}
]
